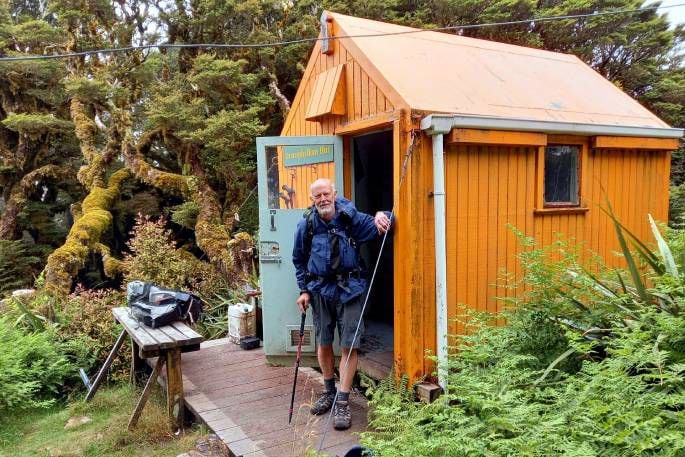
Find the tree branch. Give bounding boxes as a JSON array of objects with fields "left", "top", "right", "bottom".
[
  {"left": 44, "top": 168, "right": 131, "bottom": 295},
  {"left": 0, "top": 165, "right": 74, "bottom": 240},
  {"left": 263, "top": 66, "right": 291, "bottom": 117}
]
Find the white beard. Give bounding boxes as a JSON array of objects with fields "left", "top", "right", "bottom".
[{"left": 316, "top": 204, "right": 335, "bottom": 218}]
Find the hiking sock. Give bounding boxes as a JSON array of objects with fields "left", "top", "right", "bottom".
[
  {"left": 338, "top": 391, "right": 350, "bottom": 402},
  {"left": 324, "top": 377, "right": 336, "bottom": 394}
]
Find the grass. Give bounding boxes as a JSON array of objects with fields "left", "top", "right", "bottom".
[{"left": 0, "top": 384, "right": 208, "bottom": 457}]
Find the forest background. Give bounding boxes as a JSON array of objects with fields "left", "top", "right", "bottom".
[
  {"left": 0, "top": 0, "right": 684, "bottom": 418},
  {"left": 0, "top": 0, "right": 683, "bottom": 298}
]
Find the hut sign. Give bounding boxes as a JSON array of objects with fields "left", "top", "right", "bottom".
[{"left": 283, "top": 144, "right": 334, "bottom": 167}]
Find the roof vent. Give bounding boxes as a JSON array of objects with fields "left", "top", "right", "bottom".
[{"left": 305, "top": 64, "right": 346, "bottom": 121}]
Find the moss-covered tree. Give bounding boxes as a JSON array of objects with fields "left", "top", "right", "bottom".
[
  {"left": 0, "top": 0, "right": 82, "bottom": 291},
  {"left": 1, "top": 0, "right": 683, "bottom": 296},
  {"left": 0, "top": 2, "right": 78, "bottom": 241}
]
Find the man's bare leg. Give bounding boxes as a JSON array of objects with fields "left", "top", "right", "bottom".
[
  {"left": 339, "top": 347, "right": 357, "bottom": 393},
  {"left": 318, "top": 344, "right": 335, "bottom": 380}
]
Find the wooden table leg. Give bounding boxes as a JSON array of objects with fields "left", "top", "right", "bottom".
[
  {"left": 128, "top": 357, "right": 165, "bottom": 430},
  {"left": 166, "top": 348, "right": 184, "bottom": 433},
  {"left": 86, "top": 330, "right": 126, "bottom": 402},
  {"left": 130, "top": 339, "right": 144, "bottom": 385}
]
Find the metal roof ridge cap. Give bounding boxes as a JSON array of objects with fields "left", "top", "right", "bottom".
[{"left": 420, "top": 114, "right": 684, "bottom": 139}]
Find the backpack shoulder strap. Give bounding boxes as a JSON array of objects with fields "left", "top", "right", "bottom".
[
  {"left": 302, "top": 207, "right": 316, "bottom": 255},
  {"left": 337, "top": 211, "right": 357, "bottom": 248}
]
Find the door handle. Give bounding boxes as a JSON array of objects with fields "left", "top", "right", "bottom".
[{"left": 270, "top": 210, "right": 276, "bottom": 231}]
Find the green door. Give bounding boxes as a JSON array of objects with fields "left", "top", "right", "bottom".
[{"left": 256, "top": 135, "right": 344, "bottom": 358}]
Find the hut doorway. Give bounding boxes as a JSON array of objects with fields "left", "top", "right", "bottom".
[{"left": 351, "top": 129, "right": 394, "bottom": 379}]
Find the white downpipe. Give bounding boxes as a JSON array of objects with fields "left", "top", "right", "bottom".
[{"left": 430, "top": 132, "right": 449, "bottom": 391}]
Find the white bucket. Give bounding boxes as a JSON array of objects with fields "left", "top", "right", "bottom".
[{"left": 228, "top": 303, "right": 256, "bottom": 344}]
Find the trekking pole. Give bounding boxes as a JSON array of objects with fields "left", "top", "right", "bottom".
[
  {"left": 317, "top": 129, "right": 417, "bottom": 452},
  {"left": 288, "top": 311, "right": 307, "bottom": 424}
]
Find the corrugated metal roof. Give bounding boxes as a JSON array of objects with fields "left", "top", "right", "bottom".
[{"left": 330, "top": 12, "right": 671, "bottom": 129}]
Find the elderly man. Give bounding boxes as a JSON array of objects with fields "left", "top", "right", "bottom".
[{"left": 292, "top": 178, "right": 391, "bottom": 430}]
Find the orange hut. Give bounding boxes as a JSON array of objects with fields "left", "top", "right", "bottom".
[{"left": 259, "top": 12, "right": 683, "bottom": 384}]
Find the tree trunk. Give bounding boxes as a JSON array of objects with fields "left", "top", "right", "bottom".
[
  {"left": 125, "top": 132, "right": 239, "bottom": 278},
  {"left": 70, "top": 97, "right": 106, "bottom": 190},
  {"left": 263, "top": 66, "right": 291, "bottom": 118},
  {"left": 44, "top": 168, "right": 130, "bottom": 295},
  {"left": 0, "top": 186, "right": 22, "bottom": 240},
  {"left": 0, "top": 165, "right": 72, "bottom": 240},
  {"left": 191, "top": 176, "right": 235, "bottom": 275}
]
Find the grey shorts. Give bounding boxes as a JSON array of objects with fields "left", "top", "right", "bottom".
[{"left": 310, "top": 293, "right": 365, "bottom": 349}]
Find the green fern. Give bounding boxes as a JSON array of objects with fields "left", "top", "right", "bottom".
[
  {"left": 361, "top": 217, "right": 685, "bottom": 456},
  {"left": 0, "top": 240, "right": 41, "bottom": 296}
]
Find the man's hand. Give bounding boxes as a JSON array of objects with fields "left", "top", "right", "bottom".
[
  {"left": 296, "top": 292, "right": 310, "bottom": 313},
  {"left": 374, "top": 211, "right": 391, "bottom": 234}
]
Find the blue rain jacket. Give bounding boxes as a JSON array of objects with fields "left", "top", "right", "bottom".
[{"left": 292, "top": 197, "right": 392, "bottom": 304}]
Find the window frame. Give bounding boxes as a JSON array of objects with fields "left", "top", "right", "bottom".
[
  {"left": 535, "top": 135, "right": 589, "bottom": 214},
  {"left": 543, "top": 144, "right": 581, "bottom": 207}
]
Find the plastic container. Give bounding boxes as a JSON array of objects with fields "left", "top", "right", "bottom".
[{"left": 228, "top": 303, "right": 256, "bottom": 344}]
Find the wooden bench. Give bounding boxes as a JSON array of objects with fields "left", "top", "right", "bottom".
[{"left": 85, "top": 307, "right": 204, "bottom": 433}]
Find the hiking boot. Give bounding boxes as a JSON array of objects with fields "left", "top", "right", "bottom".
[
  {"left": 333, "top": 400, "right": 351, "bottom": 430},
  {"left": 311, "top": 391, "right": 335, "bottom": 415}
]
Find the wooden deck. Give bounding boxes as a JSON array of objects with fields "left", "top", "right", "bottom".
[{"left": 179, "top": 339, "right": 368, "bottom": 457}]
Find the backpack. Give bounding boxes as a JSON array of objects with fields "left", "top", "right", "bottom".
[
  {"left": 127, "top": 281, "right": 203, "bottom": 328},
  {"left": 302, "top": 207, "right": 360, "bottom": 275}
]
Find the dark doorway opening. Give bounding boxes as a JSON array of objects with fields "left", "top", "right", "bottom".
[{"left": 352, "top": 130, "right": 394, "bottom": 379}]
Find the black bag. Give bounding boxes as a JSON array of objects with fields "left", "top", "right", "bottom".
[{"left": 126, "top": 281, "right": 203, "bottom": 328}]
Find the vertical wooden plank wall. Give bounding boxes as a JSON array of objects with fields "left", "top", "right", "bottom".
[
  {"left": 412, "top": 144, "right": 673, "bottom": 364},
  {"left": 582, "top": 148, "right": 671, "bottom": 268},
  {"left": 278, "top": 32, "right": 396, "bottom": 204},
  {"left": 281, "top": 42, "right": 395, "bottom": 136},
  {"left": 443, "top": 144, "right": 537, "bottom": 344},
  {"left": 391, "top": 118, "right": 438, "bottom": 380}
]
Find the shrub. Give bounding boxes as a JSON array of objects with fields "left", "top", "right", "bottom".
[
  {"left": 670, "top": 183, "right": 685, "bottom": 227},
  {"left": 121, "top": 214, "right": 234, "bottom": 340},
  {"left": 361, "top": 214, "right": 685, "bottom": 456},
  {"left": 121, "top": 214, "right": 227, "bottom": 297},
  {"left": 0, "top": 316, "right": 74, "bottom": 410},
  {"left": 57, "top": 287, "right": 130, "bottom": 382}
]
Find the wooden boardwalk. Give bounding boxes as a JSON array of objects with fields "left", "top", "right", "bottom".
[{"left": 179, "top": 339, "right": 367, "bottom": 457}]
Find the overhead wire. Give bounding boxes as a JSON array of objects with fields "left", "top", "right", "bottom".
[{"left": 0, "top": 2, "right": 683, "bottom": 62}]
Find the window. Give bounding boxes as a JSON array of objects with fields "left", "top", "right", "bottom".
[{"left": 544, "top": 145, "right": 579, "bottom": 206}]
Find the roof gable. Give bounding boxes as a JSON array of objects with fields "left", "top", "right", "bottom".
[
  {"left": 281, "top": 24, "right": 400, "bottom": 136},
  {"left": 330, "top": 12, "right": 670, "bottom": 129}
]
